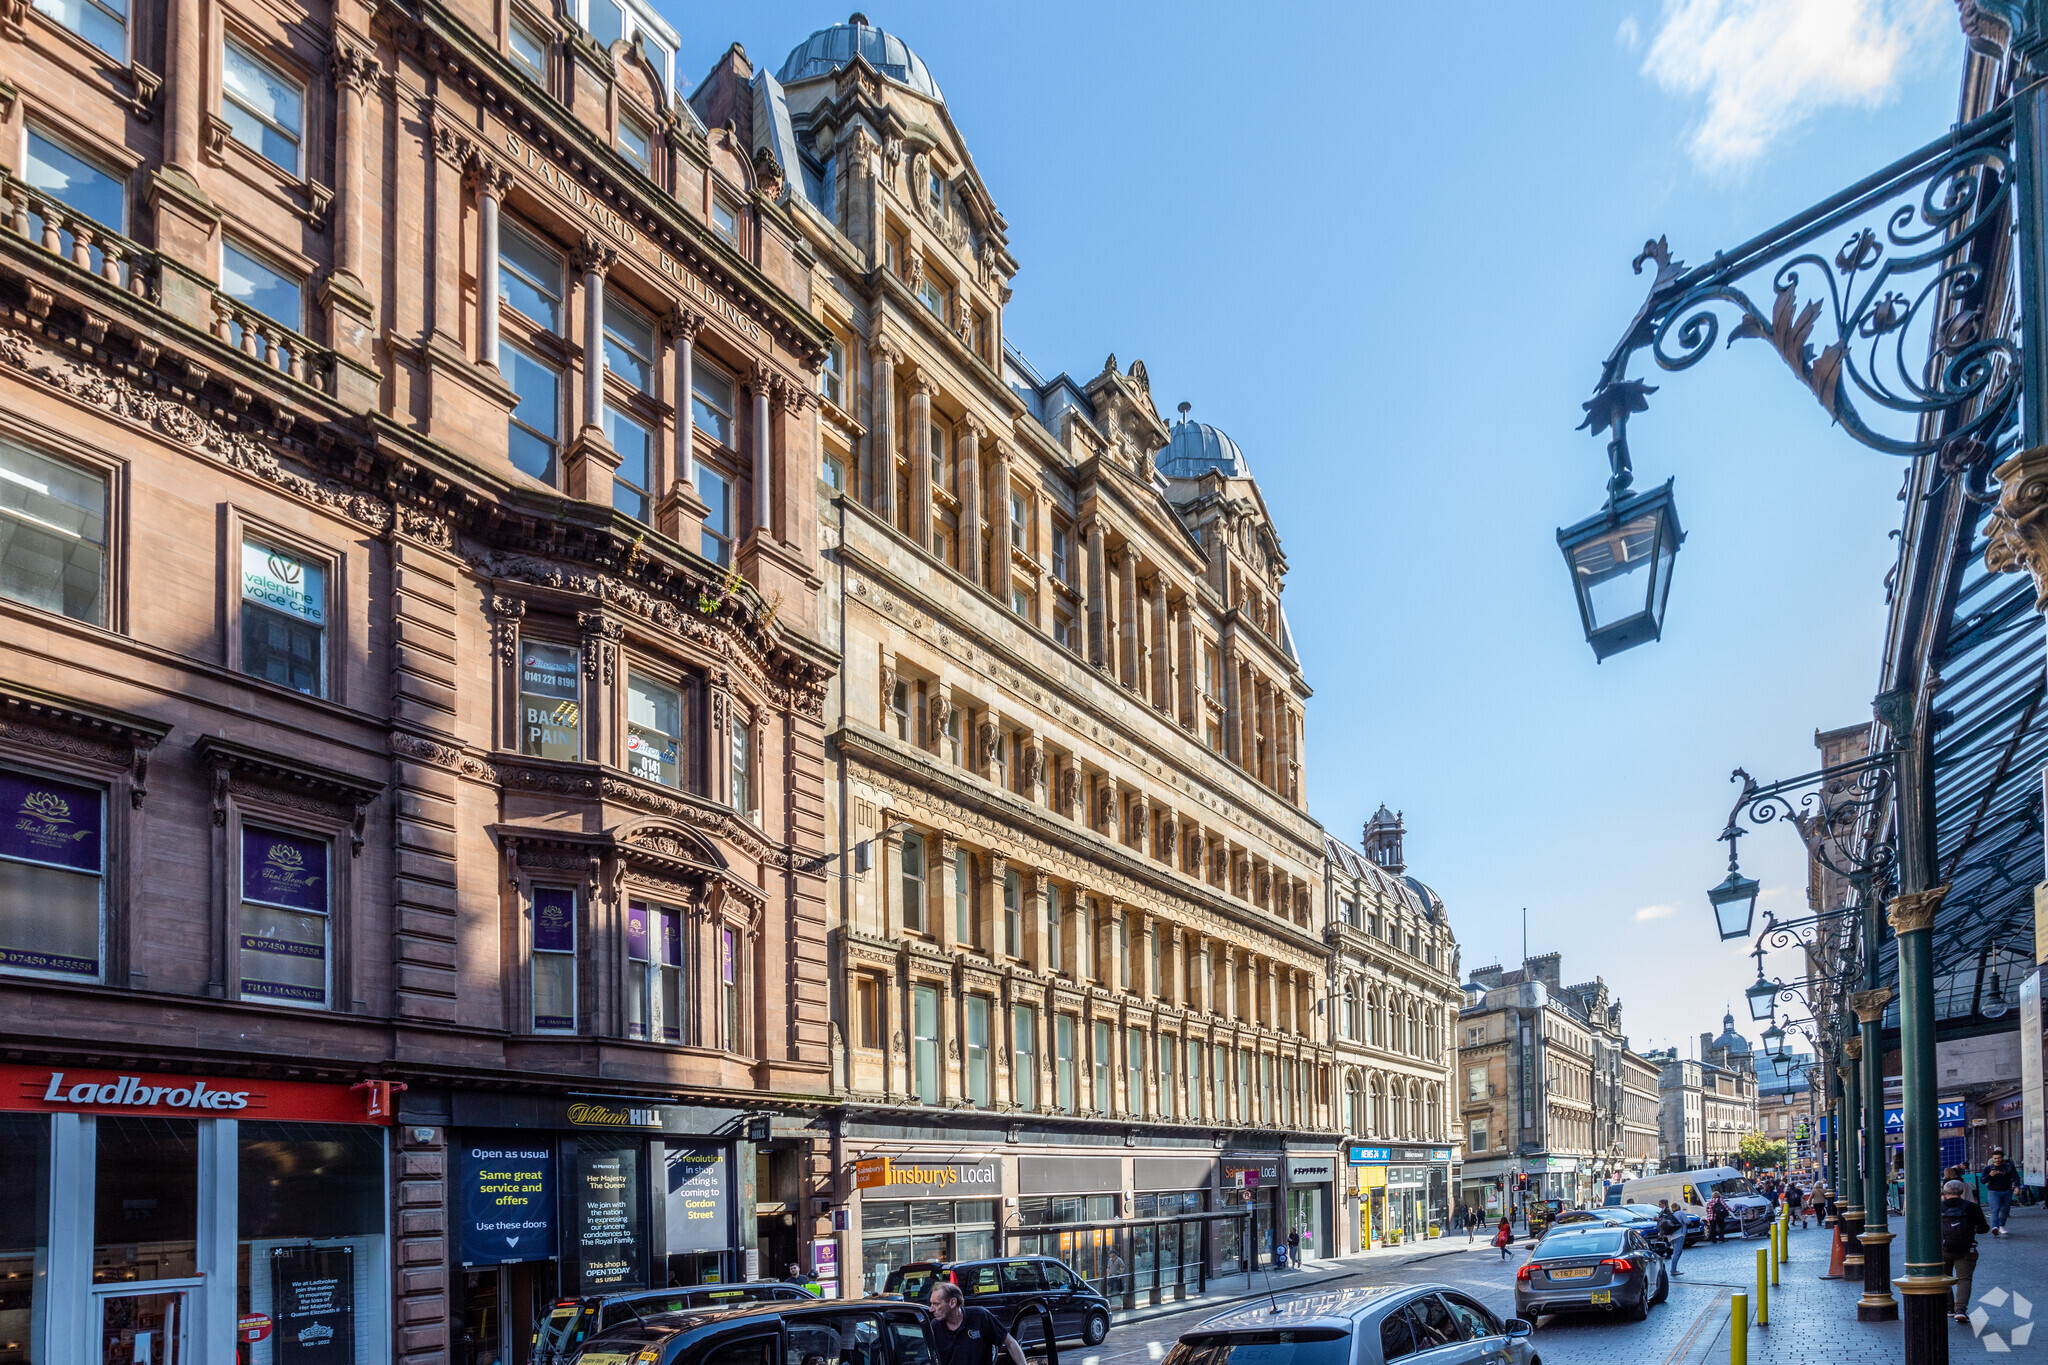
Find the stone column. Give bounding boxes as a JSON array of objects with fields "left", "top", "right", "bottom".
[
  {"left": 430, "top": 125, "right": 473, "bottom": 353},
  {"left": 576, "top": 237, "right": 614, "bottom": 433},
  {"left": 983, "top": 854, "right": 1008, "bottom": 963},
  {"left": 1117, "top": 548, "right": 1140, "bottom": 689},
  {"left": 870, "top": 340, "right": 897, "bottom": 519},
  {"left": 1222, "top": 648, "right": 1242, "bottom": 765},
  {"left": 471, "top": 160, "right": 508, "bottom": 368},
  {"left": 990, "top": 439, "right": 1014, "bottom": 599},
  {"left": 909, "top": 371, "right": 933, "bottom": 550},
  {"left": 1166, "top": 926, "right": 1186, "bottom": 1009},
  {"left": 750, "top": 363, "right": 774, "bottom": 537},
  {"left": 959, "top": 418, "right": 985, "bottom": 589},
  {"left": 1083, "top": 520, "right": 1107, "bottom": 666},
  {"left": 1152, "top": 576, "right": 1172, "bottom": 713}
]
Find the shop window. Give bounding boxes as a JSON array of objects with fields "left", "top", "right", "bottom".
[
  {"left": 911, "top": 984, "right": 939, "bottom": 1104},
  {"left": 33, "top": 0, "right": 125, "bottom": 57},
  {"left": 1126, "top": 1029, "right": 1146, "bottom": 1118},
  {"left": 1001, "top": 869, "right": 1020, "bottom": 958},
  {"left": 627, "top": 901, "right": 683, "bottom": 1042},
  {"left": 237, "top": 1121, "right": 387, "bottom": 1362},
  {"left": 0, "top": 766, "right": 105, "bottom": 983},
  {"left": 1054, "top": 1014, "right": 1075, "bottom": 1113},
  {"left": 239, "top": 826, "right": 331, "bottom": 1008},
  {"left": 605, "top": 405, "right": 653, "bottom": 523},
  {"left": 500, "top": 223, "right": 564, "bottom": 331},
  {"left": 95, "top": 1117, "right": 199, "bottom": 1282},
  {"left": 532, "top": 886, "right": 577, "bottom": 1031},
  {"left": 899, "top": 831, "right": 925, "bottom": 933},
  {"left": 1091, "top": 1021, "right": 1112, "bottom": 1114},
  {"left": 692, "top": 360, "right": 736, "bottom": 448},
  {"left": 0, "top": 1115, "right": 49, "bottom": 1352},
  {"left": 695, "top": 460, "right": 733, "bottom": 566},
  {"left": 509, "top": 10, "right": 547, "bottom": 76},
  {"left": 502, "top": 341, "right": 563, "bottom": 485},
  {"left": 221, "top": 40, "right": 303, "bottom": 174},
  {"left": 952, "top": 847, "right": 972, "bottom": 947},
  {"left": 0, "top": 435, "right": 108, "bottom": 627},
  {"left": 860, "top": 1200, "right": 996, "bottom": 1295},
  {"left": 964, "top": 996, "right": 989, "bottom": 1108},
  {"left": 625, "top": 672, "right": 682, "bottom": 787},
  {"left": 24, "top": 129, "right": 127, "bottom": 276},
  {"left": 518, "top": 637, "right": 581, "bottom": 760},
  {"left": 1012, "top": 1006, "right": 1035, "bottom": 1111},
  {"left": 239, "top": 539, "right": 327, "bottom": 697}
]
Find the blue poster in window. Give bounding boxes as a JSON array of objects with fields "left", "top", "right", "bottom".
[
  {"left": 0, "top": 769, "right": 102, "bottom": 872},
  {"left": 243, "top": 829, "right": 328, "bottom": 911},
  {"left": 459, "top": 1144, "right": 555, "bottom": 1265},
  {"left": 534, "top": 888, "right": 576, "bottom": 953}
]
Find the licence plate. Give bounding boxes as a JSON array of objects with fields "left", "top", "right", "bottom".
[
  {"left": 1550, "top": 1268, "right": 1593, "bottom": 1280},
  {"left": 1591, "top": 1291, "right": 1612, "bottom": 1305}
]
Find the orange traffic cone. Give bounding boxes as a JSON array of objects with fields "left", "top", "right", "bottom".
[{"left": 1823, "top": 1219, "right": 1845, "bottom": 1280}]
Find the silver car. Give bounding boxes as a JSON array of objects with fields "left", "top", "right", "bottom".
[{"left": 1164, "top": 1284, "right": 1536, "bottom": 1365}]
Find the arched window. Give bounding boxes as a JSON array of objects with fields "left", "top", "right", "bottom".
[
  {"left": 1367, "top": 990, "right": 1383, "bottom": 1047},
  {"left": 1346, "top": 980, "right": 1364, "bottom": 1041},
  {"left": 1346, "top": 1073, "right": 1365, "bottom": 1135},
  {"left": 1383, "top": 994, "right": 1398, "bottom": 1049},
  {"left": 1408, "top": 1080, "right": 1423, "bottom": 1138},
  {"left": 1426, "top": 1084, "right": 1440, "bottom": 1141},
  {"left": 1369, "top": 1074, "right": 1385, "bottom": 1136},
  {"left": 1406, "top": 1001, "right": 1420, "bottom": 1056}
]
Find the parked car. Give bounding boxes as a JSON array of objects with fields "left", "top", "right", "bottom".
[
  {"left": 1551, "top": 1205, "right": 1672, "bottom": 1253},
  {"left": 537, "top": 1283, "right": 815, "bottom": 1363},
  {"left": 883, "top": 1255, "right": 1112, "bottom": 1347},
  {"left": 1166, "top": 1285, "right": 1534, "bottom": 1365},
  {"left": 1514, "top": 1225, "right": 1669, "bottom": 1323},
  {"left": 565, "top": 1297, "right": 1059, "bottom": 1365}
]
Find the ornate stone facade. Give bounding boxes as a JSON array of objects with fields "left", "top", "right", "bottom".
[{"left": 1, "top": 0, "right": 835, "bottom": 1353}]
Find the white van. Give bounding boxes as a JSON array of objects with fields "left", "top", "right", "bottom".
[{"left": 1603, "top": 1167, "right": 1771, "bottom": 1238}]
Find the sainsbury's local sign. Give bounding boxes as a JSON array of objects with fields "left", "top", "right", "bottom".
[{"left": 2, "top": 1065, "right": 389, "bottom": 1123}]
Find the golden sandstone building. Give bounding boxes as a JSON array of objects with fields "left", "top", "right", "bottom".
[{"left": 0, "top": 0, "right": 1457, "bottom": 1355}]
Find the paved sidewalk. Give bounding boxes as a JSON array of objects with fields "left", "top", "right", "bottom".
[{"left": 1660, "top": 1204, "right": 2047, "bottom": 1364}]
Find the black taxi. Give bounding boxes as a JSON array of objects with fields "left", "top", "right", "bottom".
[{"left": 566, "top": 1296, "right": 1061, "bottom": 1365}]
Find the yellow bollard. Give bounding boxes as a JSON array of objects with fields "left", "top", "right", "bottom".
[
  {"left": 1770, "top": 1222, "right": 1780, "bottom": 1286},
  {"left": 1757, "top": 1247, "right": 1770, "bottom": 1326},
  {"left": 1781, "top": 1210, "right": 1791, "bottom": 1262},
  {"left": 1732, "top": 1291, "right": 1749, "bottom": 1364}
]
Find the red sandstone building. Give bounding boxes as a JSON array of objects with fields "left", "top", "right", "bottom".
[{"left": 0, "top": 0, "right": 839, "bottom": 1354}]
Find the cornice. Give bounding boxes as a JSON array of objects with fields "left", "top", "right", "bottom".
[{"left": 837, "top": 723, "right": 1325, "bottom": 962}]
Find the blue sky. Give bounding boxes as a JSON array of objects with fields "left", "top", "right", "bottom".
[{"left": 662, "top": 2, "right": 1964, "bottom": 1055}]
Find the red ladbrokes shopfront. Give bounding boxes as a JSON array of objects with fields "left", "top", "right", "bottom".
[{"left": 0, "top": 1064, "right": 394, "bottom": 1365}]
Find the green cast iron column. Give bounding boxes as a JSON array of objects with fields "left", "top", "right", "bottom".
[
  {"left": 1891, "top": 888, "right": 1953, "bottom": 1364},
  {"left": 1853, "top": 911, "right": 1896, "bottom": 1320},
  {"left": 1840, "top": 1037, "right": 1865, "bottom": 1277}
]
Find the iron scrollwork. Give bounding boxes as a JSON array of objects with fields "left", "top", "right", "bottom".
[{"left": 1586, "top": 105, "right": 2019, "bottom": 484}]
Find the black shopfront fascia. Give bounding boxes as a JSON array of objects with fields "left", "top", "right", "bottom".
[{"left": 449, "top": 1092, "right": 750, "bottom": 1291}]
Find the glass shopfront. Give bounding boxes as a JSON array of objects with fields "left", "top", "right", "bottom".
[
  {"left": 1347, "top": 1145, "right": 1454, "bottom": 1244},
  {"left": 851, "top": 1156, "right": 1004, "bottom": 1295},
  {"left": 0, "top": 1065, "right": 389, "bottom": 1365}
]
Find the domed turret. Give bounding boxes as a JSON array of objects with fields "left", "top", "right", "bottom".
[
  {"left": 776, "top": 14, "right": 943, "bottom": 101},
  {"left": 1157, "top": 416, "right": 1251, "bottom": 479}
]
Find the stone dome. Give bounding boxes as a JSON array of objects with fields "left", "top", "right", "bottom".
[
  {"left": 776, "top": 14, "right": 943, "bottom": 102},
  {"left": 1157, "top": 418, "right": 1251, "bottom": 479}
]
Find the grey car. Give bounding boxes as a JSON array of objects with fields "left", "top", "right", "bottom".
[
  {"left": 1514, "top": 1225, "right": 1668, "bottom": 1323},
  {"left": 1165, "top": 1284, "right": 1536, "bottom": 1365}
]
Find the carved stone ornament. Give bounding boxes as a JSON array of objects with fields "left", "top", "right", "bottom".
[
  {"left": 0, "top": 328, "right": 391, "bottom": 534},
  {"left": 1057, "top": 766, "right": 1080, "bottom": 817},
  {"left": 1885, "top": 885, "right": 1949, "bottom": 935},
  {"left": 331, "top": 41, "right": 382, "bottom": 96},
  {"left": 1843, "top": 1037, "right": 1863, "bottom": 1062},
  {"left": 1849, "top": 987, "right": 1895, "bottom": 1024},
  {"left": 1984, "top": 445, "right": 2048, "bottom": 609},
  {"left": 489, "top": 595, "right": 527, "bottom": 662}
]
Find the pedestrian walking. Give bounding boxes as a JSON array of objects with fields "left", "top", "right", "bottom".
[
  {"left": 1465, "top": 1208, "right": 1476, "bottom": 1244},
  {"left": 1786, "top": 1181, "right": 1806, "bottom": 1231},
  {"left": 1705, "top": 1193, "right": 1728, "bottom": 1244},
  {"left": 1494, "top": 1216, "right": 1514, "bottom": 1260},
  {"left": 1656, "top": 1199, "right": 1687, "bottom": 1278},
  {"left": 1288, "top": 1229, "right": 1302, "bottom": 1264},
  {"left": 1984, "top": 1148, "right": 2018, "bottom": 1235},
  {"left": 1942, "top": 1179, "right": 1992, "bottom": 1322}
]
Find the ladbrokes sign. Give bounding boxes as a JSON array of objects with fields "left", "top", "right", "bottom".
[{"left": 2, "top": 1065, "right": 389, "bottom": 1123}]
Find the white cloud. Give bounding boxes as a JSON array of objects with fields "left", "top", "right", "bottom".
[
  {"left": 1618, "top": 14, "right": 1642, "bottom": 51},
  {"left": 1634, "top": 903, "right": 1678, "bottom": 921},
  {"left": 1641, "top": 0, "right": 1949, "bottom": 174}
]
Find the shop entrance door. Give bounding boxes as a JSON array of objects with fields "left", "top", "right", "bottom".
[{"left": 97, "top": 1288, "right": 187, "bottom": 1365}]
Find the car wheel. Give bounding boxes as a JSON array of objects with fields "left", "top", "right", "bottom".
[
  {"left": 1655, "top": 1267, "right": 1670, "bottom": 1304},
  {"left": 1082, "top": 1309, "right": 1110, "bottom": 1346},
  {"left": 1625, "top": 1287, "right": 1649, "bottom": 1322}
]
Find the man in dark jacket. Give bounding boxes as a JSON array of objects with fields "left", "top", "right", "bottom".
[
  {"left": 1983, "top": 1149, "right": 2018, "bottom": 1236},
  {"left": 1942, "top": 1179, "right": 1992, "bottom": 1322}
]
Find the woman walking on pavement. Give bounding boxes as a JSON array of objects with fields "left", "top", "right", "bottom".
[
  {"left": 1657, "top": 1200, "right": 1687, "bottom": 1278},
  {"left": 1494, "top": 1216, "right": 1514, "bottom": 1260}
]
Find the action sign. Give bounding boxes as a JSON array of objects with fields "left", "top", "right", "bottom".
[{"left": 459, "top": 1144, "right": 555, "bottom": 1265}]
